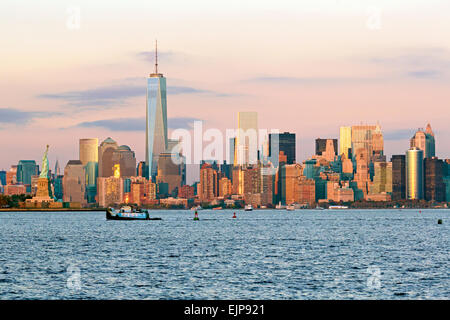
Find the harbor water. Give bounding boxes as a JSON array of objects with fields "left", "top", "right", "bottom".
[{"left": 0, "top": 209, "right": 448, "bottom": 299}]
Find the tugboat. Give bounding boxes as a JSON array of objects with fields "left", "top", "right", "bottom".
[
  {"left": 244, "top": 204, "right": 253, "bottom": 211},
  {"left": 106, "top": 206, "right": 161, "bottom": 221},
  {"left": 286, "top": 204, "right": 295, "bottom": 211}
]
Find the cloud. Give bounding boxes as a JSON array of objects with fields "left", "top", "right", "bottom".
[
  {"left": 407, "top": 70, "right": 441, "bottom": 79},
  {"left": 75, "top": 117, "right": 201, "bottom": 131},
  {"left": 38, "top": 81, "right": 233, "bottom": 108},
  {"left": 246, "top": 76, "right": 377, "bottom": 85},
  {"left": 0, "top": 108, "right": 60, "bottom": 126},
  {"left": 369, "top": 47, "right": 450, "bottom": 79},
  {"left": 37, "top": 85, "right": 145, "bottom": 108}
]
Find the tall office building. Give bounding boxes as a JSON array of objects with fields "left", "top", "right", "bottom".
[
  {"left": 112, "top": 145, "right": 136, "bottom": 178},
  {"left": 268, "top": 132, "right": 296, "bottom": 165},
  {"left": 406, "top": 147, "right": 424, "bottom": 200},
  {"left": 391, "top": 155, "right": 406, "bottom": 200},
  {"left": 80, "top": 138, "right": 98, "bottom": 203},
  {"left": 98, "top": 137, "right": 118, "bottom": 177},
  {"left": 315, "top": 139, "right": 337, "bottom": 156},
  {"left": 156, "top": 152, "right": 183, "bottom": 196},
  {"left": 62, "top": 160, "right": 86, "bottom": 204},
  {"left": 351, "top": 123, "right": 384, "bottom": 162},
  {"left": 340, "top": 126, "right": 352, "bottom": 158},
  {"left": 198, "top": 163, "right": 218, "bottom": 202},
  {"left": 146, "top": 41, "right": 168, "bottom": 179},
  {"left": 410, "top": 123, "right": 435, "bottom": 159},
  {"left": 16, "top": 160, "right": 38, "bottom": 188},
  {"left": 424, "top": 157, "right": 445, "bottom": 202},
  {"left": 235, "top": 112, "right": 258, "bottom": 166}
]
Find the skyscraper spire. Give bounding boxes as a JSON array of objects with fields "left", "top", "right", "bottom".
[{"left": 155, "top": 39, "right": 158, "bottom": 74}]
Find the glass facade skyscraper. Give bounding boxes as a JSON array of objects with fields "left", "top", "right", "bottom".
[
  {"left": 339, "top": 126, "right": 352, "bottom": 158},
  {"left": 146, "top": 49, "right": 168, "bottom": 180},
  {"left": 406, "top": 147, "right": 424, "bottom": 200}
]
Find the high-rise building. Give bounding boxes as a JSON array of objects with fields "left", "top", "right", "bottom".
[
  {"left": 80, "top": 138, "right": 99, "bottom": 203},
  {"left": 235, "top": 112, "right": 258, "bottom": 166},
  {"left": 62, "top": 160, "right": 86, "bottom": 204},
  {"left": 112, "top": 145, "right": 136, "bottom": 178},
  {"left": 351, "top": 124, "right": 384, "bottom": 162},
  {"left": 340, "top": 126, "right": 352, "bottom": 158},
  {"left": 391, "top": 155, "right": 406, "bottom": 200},
  {"left": 369, "top": 161, "right": 392, "bottom": 194},
  {"left": 16, "top": 160, "right": 38, "bottom": 191},
  {"left": 269, "top": 132, "right": 296, "bottom": 165},
  {"left": 0, "top": 170, "right": 6, "bottom": 186},
  {"left": 146, "top": 41, "right": 168, "bottom": 179},
  {"left": 198, "top": 163, "right": 218, "bottom": 202},
  {"left": 315, "top": 139, "right": 337, "bottom": 157},
  {"left": 229, "top": 138, "right": 235, "bottom": 165},
  {"left": 424, "top": 157, "right": 445, "bottom": 202},
  {"left": 6, "top": 166, "right": 17, "bottom": 185},
  {"left": 406, "top": 147, "right": 424, "bottom": 200},
  {"left": 79, "top": 138, "right": 98, "bottom": 166},
  {"left": 156, "top": 152, "right": 183, "bottom": 196},
  {"left": 98, "top": 137, "right": 118, "bottom": 177},
  {"left": 97, "top": 176, "right": 124, "bottom": 207},
  {"left": 410, "top": 123, "right": 435, "bottom": 159}
]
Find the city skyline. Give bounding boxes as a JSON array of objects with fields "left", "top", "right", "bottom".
[{"left": 1, "top": 0, "right": 450, "bottom": 171}]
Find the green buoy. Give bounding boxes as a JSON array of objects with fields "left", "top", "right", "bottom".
[{"left": 438, "top": 219, "right": 442, "bottom": 224}]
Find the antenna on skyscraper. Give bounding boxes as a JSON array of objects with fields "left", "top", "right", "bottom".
[{"left": 155, "top": 39, "right": 158, "bottom": 74}]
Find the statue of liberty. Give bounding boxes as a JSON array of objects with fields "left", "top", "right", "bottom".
[{"left": 39, "top": 145, "right": 50, "bottom": 179}]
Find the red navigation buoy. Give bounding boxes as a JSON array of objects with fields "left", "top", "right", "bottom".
[
  {"left": 194, "top": 210, "right": 199, "bottom": 221},
  {"left": 233, "top": 212, "right": 236, "bottom": 219}
]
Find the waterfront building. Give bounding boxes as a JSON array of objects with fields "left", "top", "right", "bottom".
[
  {"left": 3, "top": 184, "right": 26, "bottom": 195},
  {"left": 98, "top": 137, "right": 118, "bottom": 177},
  {"left": 406, "top": 147, "right": 424, "bottom": 200},
  {"left": 424, "top": 157, "right": 445, "bottom": 202},
  {"left": 339, "top": 126, "right": 352, "bottom": 158},
  {"left": 156, "top": 152, "right": 183, "bottom": 196},
  {"left": 410, "top": 124, "right": 436, "bottom": 159},
  {"left": 353, "top": 148, "right": 370, "bottom": 199},
  {"left": 391, "top": 155, "right": 406, "bottom": 200},
  {"left": 198, "top": 163, "right": 218, "bottom": 202},
  {"left": 80, "top": 138, "right": 99, "bottom": 203},
  {"left": 146, "top": 42, "right": 168, "bottom": 180},
  {"left": 235, "top": 111, "right": 258, "bottom": 166},
  {"left": 369, "top": 161, "right": 392, "bottom": 195},
  {"left": 268, "top": 132, "right": 296, "bottom": 165},
  {"left": 179, "top": 185, "right": 195, "bottom": 199},
  {"left": 97, "top": 176, "right": 124, "bottom": 207},
  {"left": 62, "top": 160, "right": 86, "bottom": 204},
  {"left": 218, "top": 177, "right": 232, "bottom": 198}
]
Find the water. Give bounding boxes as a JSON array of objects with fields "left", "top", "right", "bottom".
[{"left": 0, "top": 209, "right": 448, "bottom": 300}]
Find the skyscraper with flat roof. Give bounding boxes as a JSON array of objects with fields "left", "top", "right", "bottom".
[
  {"left": 269, "top": 132, "right": 296, "bottom": 166},
  {"left": 235, "top": 112, "right": 258, "bottom": 166},
  {"left": 340, "top": 126, "right": 352, "bottom": 158},
  {"left": 146, "top": 41, "right": 168, "bottom": 179},
  {"left": 406, "top": 147, "right": 424, "bottom": 200},
  {"left": 80, "top": 138, "right": 98, "bottom": 203}
]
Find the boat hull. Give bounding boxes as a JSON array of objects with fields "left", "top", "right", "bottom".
[{"left": 106, "top": 209, "right": 161, "bottom": 221}]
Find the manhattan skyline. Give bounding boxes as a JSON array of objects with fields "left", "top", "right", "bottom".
[{"left": 1, "top": 0, "right": 450, "bottom": 172}]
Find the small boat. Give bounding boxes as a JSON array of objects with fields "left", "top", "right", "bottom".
[
  {"left": 286, "top": 204, "right": 295, "bottom": 211},
  {"left": 190, "top": 205, "right": 203, "bottom": 211},
  {"left": 244, "top": 204, "right": 253, "bottom": 211},
  {"left": 106, "top": 206, "right": 161, "bottom": 220},
  {"left": 212, "top": 206, "right": 223, "bottom": 210},
  {"left": 315, "top": 205, "right": 325, "bottom": 210},
  {"left": 275, "top": 202, "right": 286, "bottom": 210},
  {"left": 328, "top": 205, "right": 348, "bottom": 210}
]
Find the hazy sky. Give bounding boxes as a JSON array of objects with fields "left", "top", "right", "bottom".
[{"left": 1, "top": 0, "right": 450, "bottom": 182}]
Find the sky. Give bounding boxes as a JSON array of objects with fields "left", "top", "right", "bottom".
[{"left": 1, "top": 0, "right": 450, "bottom": 183}]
